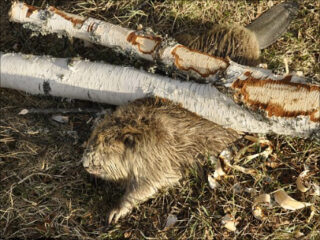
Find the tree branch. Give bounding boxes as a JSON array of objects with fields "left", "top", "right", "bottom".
[{"left": 1, "top": 52, "right": 319, "bottom": 137}]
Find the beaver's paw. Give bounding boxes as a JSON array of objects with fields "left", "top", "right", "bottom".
[{"left": 107, "top": 205, "right": 132, "bottom": 224}]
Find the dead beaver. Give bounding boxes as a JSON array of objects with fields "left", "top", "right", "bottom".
[
  {"left": 82, "top": 97, "right": 240, "bottom": 223},
  {"left": 175, "top": 1, "right": 298, "bottom": 66}
]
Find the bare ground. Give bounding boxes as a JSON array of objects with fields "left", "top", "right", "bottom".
[{"left": 0, "top": 0, "right": 319, "bottom": 239}]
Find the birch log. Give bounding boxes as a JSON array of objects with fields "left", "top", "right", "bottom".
[
  {"left": 9, "top": 1, "right": 307, "bottom": 84},
  {"left": 1, "top": 52, "right": 319, "bottom": 137},
  {"left": 8, "top": 2, "right": 320, "bottom": 132}
]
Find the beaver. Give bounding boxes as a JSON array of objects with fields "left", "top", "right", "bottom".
[
  {"left": 82, "top": 97, "right": 240, "bottom": 223},
  {"left": 175, "top": 1, "right": 298, "bottom": 66}
]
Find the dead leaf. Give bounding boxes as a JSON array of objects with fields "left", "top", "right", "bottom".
[
  {"left": 124, "top": 231, "right": 132, "bottom": 238},
  {"left": 310, "top": 183, "right": 320, "bottom": 196},
  {"left": 274, "top": 189, "right": 312, "bottom": 210},
  {"left": 254, "top": 193, "right": 271, "bottom": 205},
  {"left": 208, "top": 174, "right": 220, "bottom": 189},
  {"left": 219, "top": 148, "right": 233, "bottom": 162},
  {"left": 213, "top": 158, "right": 226, "bottom": 179},
  {"left": 164, "top": 214, "right": 178, "bottom": 229},
  {"left": 294, "top": 231, "right": 304, "bottom": 238},
  {"left": 19, "top": 109, "right": 29, "bottom": 115},
  {"left": 252, "top": 206, "right": 265, "bottom": 220},
  {"left": 52, "top": 115, "right": 69, "bottom": 123},
  {"left": 221, "top": 214, "right": 237, "bottom": 232},
  {"left": 252, "top": 193, "right": 271, "bottom": 220},
  {"left": 296, "top": 170, "right": 311, "bottom": 193}
]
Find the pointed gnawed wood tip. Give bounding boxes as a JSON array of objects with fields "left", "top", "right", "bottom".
[
  {"left": 8, "top": 1, "right": 16, "bottom": 19},
  {"left": 9, "top": 1, "right": 40, "bottom": 20}
]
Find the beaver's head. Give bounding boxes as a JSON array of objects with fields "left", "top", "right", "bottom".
[
  {"left": 82, "top": 115, "right": 146, "bottom": 182},
  {"left": 81, "top": 105, "right": 166, "bottom": 182}
]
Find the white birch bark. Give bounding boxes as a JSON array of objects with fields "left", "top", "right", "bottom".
[
  {"left": 8, "top": 1, "right": 307, "bottom": 84},
  {"left": 1, "top": 52, "right": 319, "bottom": 137},
  {"left": 8, "top": 1, "right": 320, "bottom": 133}
]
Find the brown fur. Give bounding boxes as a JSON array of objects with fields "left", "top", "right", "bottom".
[
  {"left": 82, "top": 97, "right": 240, "bottom": 223},
  {"left": 175, "top": 24, "right": 260, "bottom": 66}
]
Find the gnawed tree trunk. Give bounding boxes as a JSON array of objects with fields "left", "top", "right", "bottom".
[
  {"left": 1, "top": 52, "right": 319, "bottom": 137},
  {"left": 9, "top": 2, "right": 307, "bottom": 85}
]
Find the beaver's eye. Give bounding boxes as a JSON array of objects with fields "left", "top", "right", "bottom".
[
  {"left": 123, "top": 134, "right": 135, "bottom": 148},
  {"left": 141, "top": 117, "right": 149, "bottom": 124},
  {"left": 114, "top": 117, "right": 121, "bottom": 123}
]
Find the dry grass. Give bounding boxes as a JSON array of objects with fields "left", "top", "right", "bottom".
[{"left": 0, "top": 0, "right": 319, "bottom": 239}]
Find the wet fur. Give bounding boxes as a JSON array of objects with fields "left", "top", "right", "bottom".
[
  {"left": 175, "top": 24, "right": 260, "bottom": 66},
  {"left": 82, "top": 97, "right": 240, "bottom": 223}
]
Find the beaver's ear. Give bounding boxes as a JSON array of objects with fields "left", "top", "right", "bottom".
[{"left": 123, "top": 133, "right": 136, "bottom": 148}]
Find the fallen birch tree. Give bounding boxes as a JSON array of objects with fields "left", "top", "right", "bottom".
[
  {"left": 9, "top": 1, "right": 309, "bottom": 85},
  {"left": 1, "top": 52, "right": 319, "bottom": 137}
]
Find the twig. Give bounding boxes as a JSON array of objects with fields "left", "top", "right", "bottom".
[{"left": 19, "top": 108, "right": 111, "bottom": 115}]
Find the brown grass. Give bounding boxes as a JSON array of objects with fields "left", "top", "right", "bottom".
[{"left": 1, "top": 0, "right": 319, "bottom": 239}]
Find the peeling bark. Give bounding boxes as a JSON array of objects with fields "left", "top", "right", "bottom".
[{"left": 1, "top": 52, "right": 319, "bottom": 137}]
